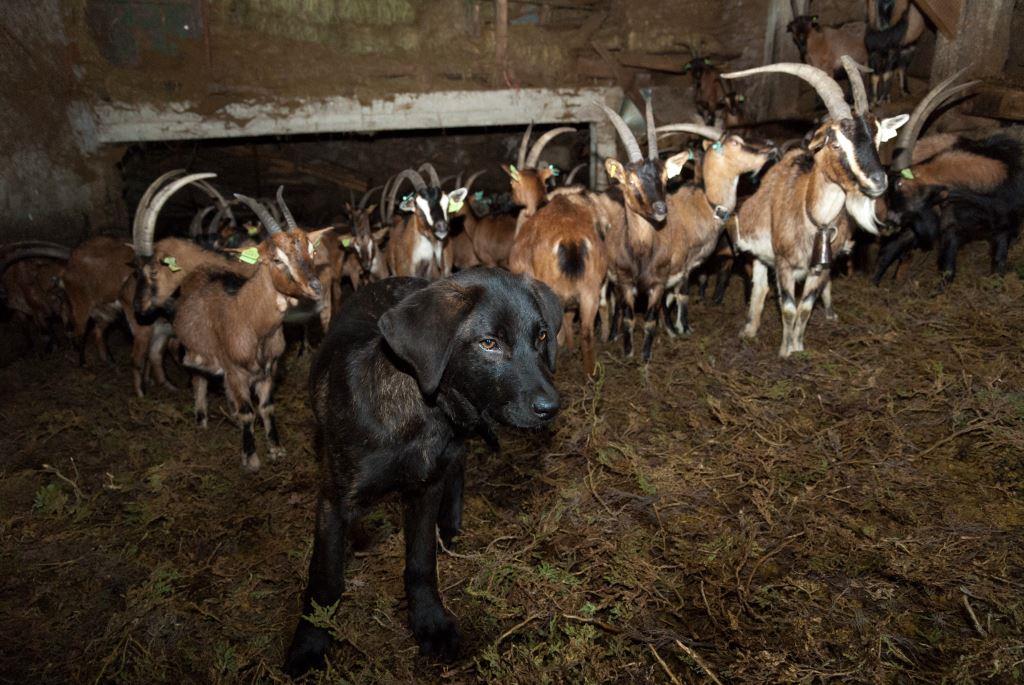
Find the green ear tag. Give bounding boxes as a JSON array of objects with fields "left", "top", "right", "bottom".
[
  {"left": 239, "top": 247, "right": 260, "bottom": 264},
  {"left": 341, "top": 237, "right": 352, "bottom": 248},
  {"left": 900, "top": 168, "right": 915, "bottom": 180},
  {"left": 161, "top": 256, "right": 181, "bottom": 272},
  {"left": 509, "top": 164, "right": 521, "bottom": 181},
  {"left": 712, "top": 141, "right": 724, "bottom": 154},
  {"left": 247, "top": 224, "right": 260, "bottom": 236},
  {"left": 474, "top": 190, "right": 484, "bottom": 201},
  {"left": 448, "top": 198, "right": 464, "bottom": 214},
  {"left": 548, "top": 164, "right": 560, "bottom": 177}
]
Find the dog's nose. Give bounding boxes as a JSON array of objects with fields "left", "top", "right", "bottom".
[{"left": 531, "top": 394, "right": 560, "bottom": 420}]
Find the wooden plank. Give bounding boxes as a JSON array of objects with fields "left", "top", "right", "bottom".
[
  {"left": 965, "top": 86, "right": 1024, "bottom": 121},
  {"left": 913, "top": 0, "right": 963, "bottom": 39}
]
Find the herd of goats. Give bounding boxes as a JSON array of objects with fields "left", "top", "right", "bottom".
[{"left": 3, "top": 3, "right": 1023, "bottom": 472}]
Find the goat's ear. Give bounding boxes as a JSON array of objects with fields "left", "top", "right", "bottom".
[
  {"left": 364, "top": 203, "right": 378, "bottom": 215},
  {"left": 448, "top": 187, "right": 468, "bottom": 204},
  {"left": 399, "top": 195, "right": 415, "bottom": 213},
  {"left": 379, "top": 282, "right": 473, "bottom": 396},
  {"left": 664, "top": 151, "right": 691, "bottom": 180},
  {"left": 306, "top": 227, "right": 334, "bottom": 246},
  {"left": 878, "top": 114, "right": 909, "bottom": 143},
  {"left": 343, "top": 202, "right": 353, "bottom": 214},
  {"left": 372, "top": 227, "right": 389, "bottom": 242},
  {"left": 501, "top": 163, "right": 521, "bottom": 182},
  {"left": 538, "top": 167, "right": 554, "bottom": 184},
  {"left": 604, "top": 158, "right": 627, "bottom": 185},
  {"left": 527, "top": 278, "right": 563, "bottom": 372}
]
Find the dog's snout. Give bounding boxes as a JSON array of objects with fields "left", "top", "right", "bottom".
[{"left": 531, "top": 393, "right": 560, "bottom": 420}]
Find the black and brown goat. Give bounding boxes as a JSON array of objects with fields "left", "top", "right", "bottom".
[
  {"left": 503, "top": 124, "right": 577, "bottom": 230},
  {"left": 723, "top": 58, "right": 908, "bottom": 357},
  {"left": 683, "top": 47, "right": 729, "bottom": 126},
  {"left": 787, "top": 1, "right": 868, "bottom": 78},
  {"left": 0, "top": 242, "right": 70, "bottom": 352},
  {"left": 338, "top": 184, "right": 388, "bottom": 291},
  {"left": 384, "top": 165, "right": 467, "bottom": 279},
  {"left": 653, "top": 122, "right": 777, "bottom": 340},
  {"left": 153, "top": 190, "right": 330, "bottom": 470},
  {"left": 865, "top": 0, "right": 926, "bottom": 103},
  {"left": 875, "top": 72, "right": 1023, "bottom": 286}
]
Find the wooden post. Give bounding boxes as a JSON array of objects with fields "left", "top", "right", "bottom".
[
  {"left": 930, "top": 0, "right": 1013, "bottom": 84},
  {"left": 495, "top": 0, "right": 508, "bottom": 85}
]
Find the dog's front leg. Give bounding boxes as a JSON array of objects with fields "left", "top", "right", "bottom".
[
  {"left": 403, "top": 476, "right": 460, "bottom": 661},
  {"left": 438, "top": 450, "right": 465, "bottom": 549},
  {"left": 284, "top": 494, "right": 349, "bottom": 677}
]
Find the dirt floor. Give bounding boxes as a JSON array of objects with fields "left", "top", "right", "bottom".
[{"left": 1, "top": 242, "right": 1022, "bottom": 684}]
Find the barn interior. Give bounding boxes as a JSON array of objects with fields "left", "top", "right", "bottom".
[{"left": 2, "top": 1, "right": 1023, "bottom": 682}]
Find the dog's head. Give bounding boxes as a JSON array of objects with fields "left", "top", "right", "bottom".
[{"left": 378, "top": 268, "right": 563, "bottom": 429}]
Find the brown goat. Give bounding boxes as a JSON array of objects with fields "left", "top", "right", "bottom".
[
  {"left": 503, "top": 124, "right": 577, "bottom": 230},
  {"left": 170, "top": 194, "right": 331, "bottom": 471},
  {"left": 0, "top": 242, "right": 70, "bottom": 351},
  {"left": 723, "top": 59, "right": 908, "bottom": 357},
  {"left": 865, "top": 0, "right": 926, "bottom": 102},
  {"left": 451, "top": 171, "right": 518, "bottom": 269}
]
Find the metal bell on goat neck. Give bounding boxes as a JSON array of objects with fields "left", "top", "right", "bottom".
[{"left": 812, "top": 226, "right": 833, "bottom": 272}]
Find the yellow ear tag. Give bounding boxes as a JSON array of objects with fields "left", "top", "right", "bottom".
[
  {"left": 341, "top": 237, "right": 352, "bottom": 248},
  {"left": 239, "top": 247, "right": 260, "bottom": 264},
  {"left": 448, "top": 198, "right": 464, "bottom": 214},
  {"left": 161, "top": 256, "right": 181, "bottom": 272},
  {"left": 900, "top": 168, "right": 915, "bottom": 180},
  {"left": 509, "top": 164, "right": 521, "bottom": 182},
  {"left": 247, "top": 224, "right": 260, "bottom": 236}
]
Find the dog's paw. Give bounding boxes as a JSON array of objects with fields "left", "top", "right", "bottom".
[
  {"left": 283, "top": 627, "right": 330, "bottom": 678},
  {"left": 411, "top": 610, "right": 460, "bottom": 662}
]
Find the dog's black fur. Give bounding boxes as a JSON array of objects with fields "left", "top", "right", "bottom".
[{"left": 284, "top": 268, "right": 563, "bottom": 677}]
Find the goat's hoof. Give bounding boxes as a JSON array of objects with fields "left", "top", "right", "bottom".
[
  {"left": 241, "top": 453, "right": 261, "bottom": 472},
  {"left": 824, "top": 310, "right": 838, "bottom": 322},
  {"left": 195, "top": 413, "right": 208, "bottom": 428},
  {"left": 162, "top": 382, "right": 178, "bottom": 393},
  {"left": 740, "top": 326, "right": 757, "bottom": 340},
  {"left": 269, "top": 445, "right": 287, "bottom": 462},
  {"left": 411, "top": 610, "right": 460, "bottom": 663}
]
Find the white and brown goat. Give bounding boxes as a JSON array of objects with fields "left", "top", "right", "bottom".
[
  {"left": 383, "top": 164, "right": 467, "bottom": 279},
  {"left": 723, "top": 58, "right": 908, "bottom": 357}
]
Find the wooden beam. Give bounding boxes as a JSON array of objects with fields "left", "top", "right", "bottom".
[
  {"left": 913, "top": 0, "right": 963, "bottom": 40},
  {"left": 965, "top": 86, "right": 1024, "bottom": 121}
]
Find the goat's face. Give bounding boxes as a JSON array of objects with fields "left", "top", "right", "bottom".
[
  {"left": 134, "top": 242, "right": 195, "bottom": 318},
  {"left": 347, "top": 205, "right": 379, "bottom": 273},
  {"left": 503, "top": 164, "right": 551, "bottom": 211},
  {"left": 810, "top": 114, "right": 908, "bottom": 198},
  {"left": 703, "top": 134, "right": 778, "bottom": 179},
  {"left": 786, "top": 15, "right": 818, "bottom": 59},
  {"left": 400, "top": 188, "right": 467, "bottom": 241},
  {"left": 683, "top": 57, "right": 712, "bottom": 82},
  {"left": 261, "top": 229, "right": 328, "bottom": 301},
  {"left": 605, "top": 158, "right": 668, "bottom": 224}
]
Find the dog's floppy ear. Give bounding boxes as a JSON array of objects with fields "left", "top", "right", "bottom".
[
  {"left": 379, "top": 282, "right": 473, "bottom": 396},
  {"left": 528, "top": 278, "right": 563, "bottom": 371}
]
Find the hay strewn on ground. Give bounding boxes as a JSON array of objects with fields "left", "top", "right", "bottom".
[{"left": 1, "top": 243, "right": 1022, "bottom": 684}]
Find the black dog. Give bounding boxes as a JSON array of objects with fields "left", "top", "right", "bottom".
[{"left": 284, "top": 268, "right": 563, "bottom": 676}]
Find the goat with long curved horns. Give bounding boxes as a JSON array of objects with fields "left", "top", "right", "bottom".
[
  {"left": 502, "top": 124, "right": 577, "bottom": 229},
  {"left": 723, "top": 57, "right": 908, "bottom": 358},
  {"left": 384, "top": 167, "right": 468, "bottom": 279}
]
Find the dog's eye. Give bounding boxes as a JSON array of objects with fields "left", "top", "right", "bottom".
[
  {"left": 537, "top": 331, "right": 547, "bottom": 343},
  {"left": 479, "top": 338, "right": 497, "bottom": 351}
]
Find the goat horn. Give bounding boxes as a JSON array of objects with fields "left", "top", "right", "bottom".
[
  {"left": 463, "top": 169, "right": 487, "bottom": 193},
  {"left": 656, "top": 123, "right": 724, "bottom": 141},
  {"left": 0, "top": 244, "right": 72, "bottom": 288},
  {"left": 564, "top": 163, "right": 587, "bottom": 186},
  {"left": 893, "top": 67, "right": 975, "bottom": 170},
  {"left": 192, "top": 179, "right": 236, "bottom": 227},
  {"left": 276, "top": 186, "right": 299, "bottom": 231},
  {"left": 642, "top": 89, "right": 659, "bottom": 160},
  {"left": 439, "top": 174, "right": 458, "bottom": 188},
  {"left": 380, "top": 175, "right": 395, "bottom": 223},
  {"left": 386, "top": 169, "right": 429, "bottom": 222},
  {"left": 136, "top": 173, "right": 217, "bottom": 257},
  {"left": 418, "top": 163, "right": 441, "bottom": 188},
  {"left": 235, "top": 194, "right": 283, "bottom": 235},
  {"left": 525, "top": 127, "right": 576, "bottom": 169},
  {"left": 722, "top": 62, "right": 852, "bottom": 121},
  {"left": 189, "top": 205, "right": 217, "bottom": 238},
  {"left": 841, "top": 56, "right": 872, "bottom": 115},
  {"left": 358, "top": 184, "right": 384, "bottom": 211},
  {"left": 599, "top": 101, "right": 644, "bottom": 163},
  {"left": 517, "top": 123, "right": 534, "bottom": 169},
  {"left": 132, "top": 169, "right": 186, "bottom": 241}
]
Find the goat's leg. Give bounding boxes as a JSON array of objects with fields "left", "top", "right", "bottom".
[
  {"left": 711, "top": 256, "right": 734, "bottom": 305},
  {"left": 225, "top": 370, "right": 260, "bottom": 472},
  {"left": 437, "top": 447, "right": 465, "bottom": 548},
  {"left": 147, "top": 322, "right": 176, "bottom": 392},
  {"left": 192, "top": 374, "right": 209, "bottom": 428},
  {"left": 598, "top": 281, "right": 611, "bottom": 343},
  {"left": 579, "top": 288, "right": 600, "bottom": 376},
  {"left": 284, "top": 493, "right": 351, "bottom": 677},
  {"left": 620, "top": 286, "right": 636, "bottom": 358},
  {"left": 873, "top": 231, "right": 916, "bottom": 285},
  {"left": 820, "top": 280, "right": 837, "bottom": 322},
  {"left": 991, "top": 232, "right": 1010, "bottom": 276},
  {"left": 677, "top": 281, "right": 693, "bottom": 336},
  {"left": 129, "top": 323, "right": 152, "bottom": 398},
  {"left": 403, "top": 460, "right": 460, "bottom": 661},
  {"left": 608, "top": 285, "right": 622, "bottom": 342},
  {"left": 741, "top": 260, "right": 770, "bottom": 339},
  {"left": 793, "top": 271, "right": 828, "bottom": 354},
  {"left": 255, "top": 371, "right": 284, "bottom": 461},
  {"left": 937, "top": 223, "right": 960, "bottom": 289},
  {"left": 641, "top": 284, "right": 665, "bottom": 363},
  {"left": 560, "top": 311, "right": 575, "bottom": 352},
  {"left": 776, "top": 265, "right": 799, "bottom": 358}
]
